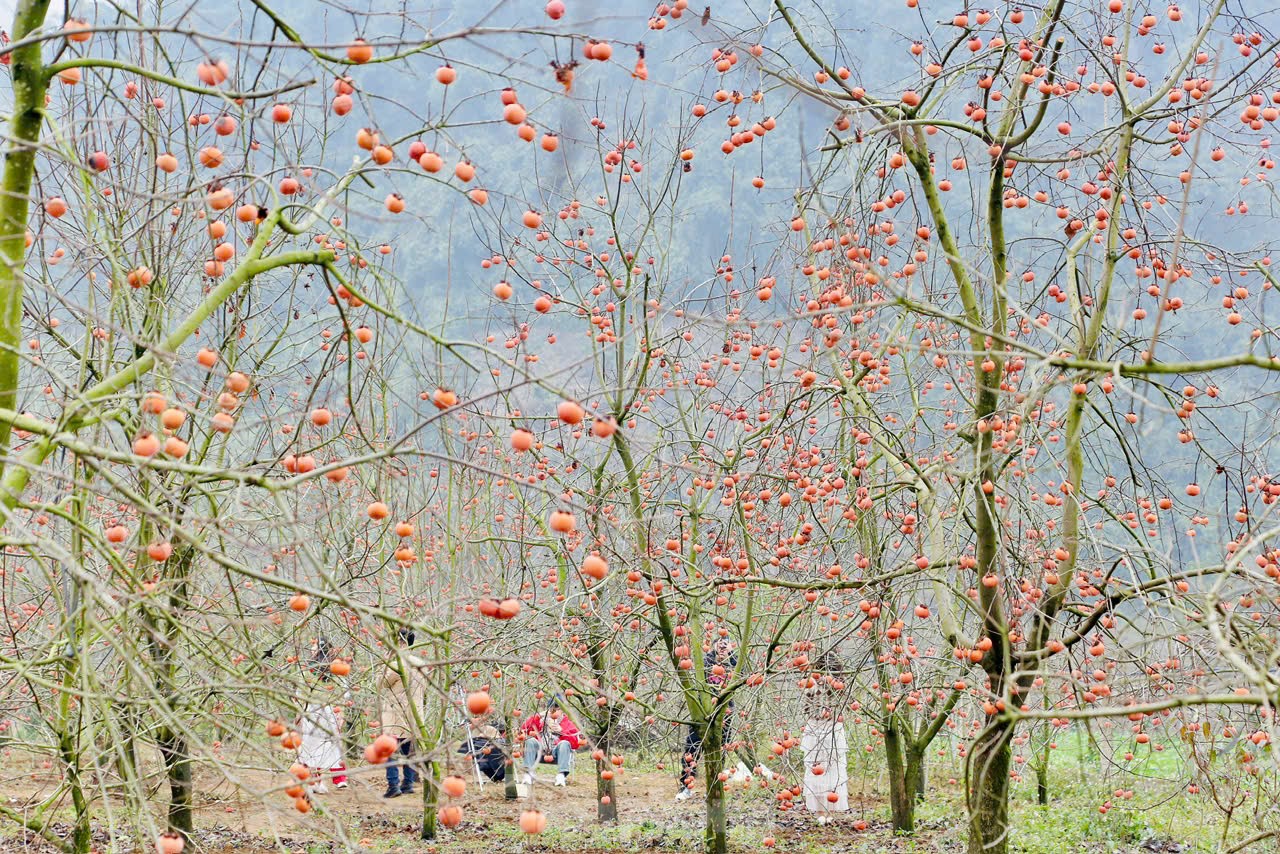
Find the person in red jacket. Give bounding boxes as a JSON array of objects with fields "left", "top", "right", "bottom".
[{"left": 520, "top": 703, "right": 580, "bottom": 787}]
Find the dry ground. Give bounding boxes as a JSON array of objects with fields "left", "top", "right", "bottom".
[
  {"left": 0, "top": 749, "right": 1225, "bottom": 853},
  {"left": 0, "top": 755, "right": 894, "bottom": 854}
]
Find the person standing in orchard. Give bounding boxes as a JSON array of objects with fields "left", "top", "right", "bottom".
[
  {"left": 677, "top": 638, "right": 741, "bottom": 801},
  {"left": 800, "top": 652, "right": 849, "bottom": 823},
  {"left": 379, "top": 629, "right": 425, "bottom": 798},
  {"left": 297, "top": 638, "right": 349, "bottom": 794}
]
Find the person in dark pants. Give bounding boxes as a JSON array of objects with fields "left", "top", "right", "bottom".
[
  {"left": 386, "top": 737, "right": 417, "bottom": 794},
  {"left": 380, "top": 628, "right": 424, "bottom": 798},
  {"left": 459, "top": 720, "right": 507, "bottom": 782},
  {"left": 676, "top": 638, "right": 737, "bottom": 800}
]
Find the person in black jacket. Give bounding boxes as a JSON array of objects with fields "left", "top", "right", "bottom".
[
  {"left": 459, "top": 718, "right": 507, "bottom": 782},
  {"left": 677, "top": 638, "right": 736, "bottom": 800}
]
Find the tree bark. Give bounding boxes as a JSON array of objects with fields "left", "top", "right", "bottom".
[
  {"left": 504, "top": 714, "right": 519, "bottom": 800},
  {"left": 702, "top": 716, "right": 727, "bottom": 854},
  {"left": 419, "top": 684, "right": 447, "bottom": 840},
  {"left": 0, "top": 0, "right": 52, "bottom": 476},
  {"left": 967, "top": 721, "right": 1013, "bottom": 854},
  {"left": 420, "top": 757, "right": 439, "bottom": 841},
  {"left": 885, "top": 723, "right": 914, "bottom": 833},
  {"left": 151, "top": 547, "right": 196, "bottom": 838},
  {"left": 158, "top": 730, "right": 193, "bottom": 835},
  {"left": 57, "top": 727, "right": 91, "bottom": 854},
  {"left": 595, "top": 727, "right": 618, "bottom": 822}
]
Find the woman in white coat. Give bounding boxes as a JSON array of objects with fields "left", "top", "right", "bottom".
[
  {"left": 800, "top": 654, "right": 848, "bottom": 822},
  {"left": 298, "top": 638, "right": 348, "bottom": 793}
]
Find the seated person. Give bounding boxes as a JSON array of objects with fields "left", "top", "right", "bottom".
[
  {"left": 519, "top": 703, "right": 580, "bottom": 787},
  {"left": 458, "top": 719, "right": 507, "bottom": 782}
]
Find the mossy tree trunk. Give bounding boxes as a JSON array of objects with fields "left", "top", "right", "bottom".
[
  {"left": 967, "top": 720, "right": 1013, "bottom": 854},
  {"left": 594, "top": 724, "right": 618, "bottom": 822},
  {"left": 504, "top": 713, "right": 519, "bottom": 800},
  {"left": 158, "top": 730, "right": 194, "bottom": 835},
  {"left": 885, "top": 722, "right": 914, "bottom": 833},
  {"left": 702, "top": 713, "right": 728, "bottom": 854},
  {"left": 420, "top": 757, "right": 440, "bottom": 840},
  {"left": 0, "top": 0, "right": 53, "bottom": 478}
]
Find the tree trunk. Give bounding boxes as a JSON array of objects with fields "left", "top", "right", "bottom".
[
  {"left": 420, "top": 757, "right": 439, "bottom": 841},
  {"left": 595, "top": 727, "right": 618, "bottom": 822},
  {"left": 152, "top": 549, "right": 195, "bottom": 838},
  {"left": 1029, "top": 732, "right": 1049, "bottom": 804},
  {"left": 885, "top": 723, "right": 915, "bottom": 833},
  {"left": 702, "top": 717, "right": 727, "bottom": 854},
  {"left": 906, "top": 748, "right": 925, "bottom": 807},
  {"left": 58, "top": 728, "right": 91, "bottom": 854},
  {"left": 54, "top": 574, "right": 90, "bottom": 854},
  {"left": 967, "top": 721, "right": 1013, "bottom": 854},
  {"left": 158, "top": 730, "right": 194, "bottom": 835},
  {"left": 504, "top": 714, "right": 518, "bottom": 800},
  {"left": 419, "top": 684, "right": 447, "bottom": 840},
  {"left": 504, "top": 761, "right": 518, "bottom": 800},
  {"left": 0, "top": 0, "right": 53, "bottom": 475}
]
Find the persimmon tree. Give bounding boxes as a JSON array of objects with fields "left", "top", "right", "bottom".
[
  {"left": 0, "top": 0, "right": 601, "bottom": 849},
  {"left": 446, "top": 92, "right": 990, "bottom": 848},
  {"left": 675, "top": 1, "right": 1280, "bottom": 852}
]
